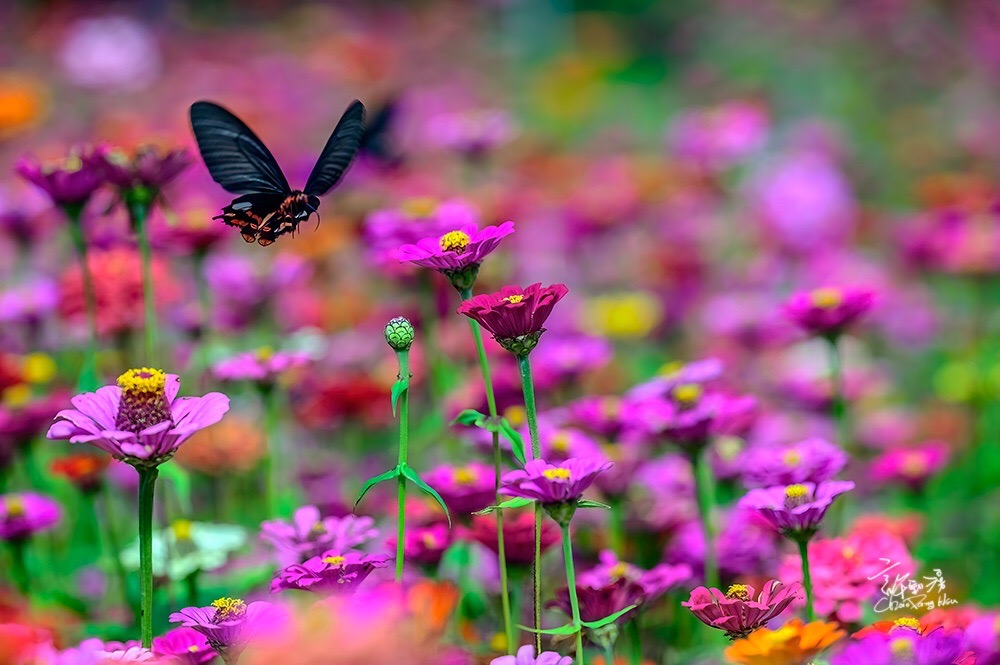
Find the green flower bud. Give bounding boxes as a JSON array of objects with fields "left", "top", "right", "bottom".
[{"left": 384, "top": 317, "right": 415, "bottom": 351}]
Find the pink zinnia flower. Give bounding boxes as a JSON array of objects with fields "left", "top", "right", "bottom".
[
  {"left": 396, "top": 220, "right": 514, "bottom": 276},
  {"left": 784, "top": 286, "right": 875, "bottom": 338},
  {"left": 46, "top": 369, "right": 229, "bottom": 468},
  {"left": 16, "top": 147, "right": 107, "bottom": 206},
  {"left": 0, "top": 492, "right": 61, "bottom": 541},
  {"left": 457, "top": 283, "right": 569, "bottom": 356},
  {"left": 738, "top": 480, "right": 855, "bottom": 538},
  {"left": 400, "top": 523, "right": 452, "bottom": 567},
  {"left": 260, "top": 506, "right": 378, "bottom": 568},
  {"left": 500, "top": 458, "right": 612, "bottom": 508},
  {"left": 869, "top": 441, "right": 950, "bottom": 490},
  {"left": 682, "top": 580, "right": 802, "bottom": 639},
  {"left": 578, "top": 550, "right": 690, "bottom": 606},
  {"left": 169, "top": 598, "right": 284, "bottom": 660},
  {"left": 471, "top": 510, "right": 560, "bottom": 566},
  {"left": 741, "top": 437, "right": 848, "bottom": 488},
  {"left": 490, "top": 645, "right": 572, "bottom": 665},
  {"left": 99, "top": 146, "right": 191, "bottom": 190},
  {"left": 152, "top": 627, "right": 215, "bottom": 665},
  {"left": 212, "top": 348, "right": 310, "bottom": 386},
  {"left": 270, "top": 550, "right": 390, "bottom": 595},
  {"left": 423, "top": 462, "right": 496, "bottom": 515}
]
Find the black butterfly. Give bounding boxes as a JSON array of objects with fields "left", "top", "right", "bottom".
[
  {"left": 359, "top": 98, "right": 403, "bottom": 169},
  {"left": 189, "top": 99, "right": 365, "bottom": 246}
]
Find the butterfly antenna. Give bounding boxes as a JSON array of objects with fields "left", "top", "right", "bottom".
[{"left": 313, "top": 210, "right": 321, "bottom": 230}]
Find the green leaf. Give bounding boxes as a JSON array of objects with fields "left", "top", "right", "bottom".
[
  {"left": 577, "top": 499, "right": 612, "bottom": 510},
  {"left": 353, "top": 467, "right": 401, "bottom": 510},
  {"left": 399, "top": 464, "right": 452, "bottom": 527},
  {"left": 160, "top": 463, "right": 192, "bottom": 513},
  {"left": 473, "top": 496, "right": 535, "bottom": 516},
  {"left": 390, "top": 378, "right": 409, "bottom": 417},
  {"left": 517, "top": 623, "right": 580, "bottom": 636},
  {"left": 450, "top": 409, "right": 487, "bottom": 427},
  {"left": 581, "top": 604, "right": 637, "bottom": 629},
  {"left": 497, "top": 418, "right": 527, "bottom": 465}
]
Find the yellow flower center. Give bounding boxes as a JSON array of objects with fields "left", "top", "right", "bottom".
[
  {"left": 401, "top": 197, "right": 437, "bottom": 218},
  {"left": 503, "top": 294, "right": 524, "bottom": 304},
  {"left": 2, "top": 383, "right": 32, "bottom": 409},
  {"left": 901, "top": 453, "right": 928, "bottom": 477},
  {"left": 211, "top": 597, "right": 246, "bottom": 621},
  {"left": 716, "top": 436, "right": 743, "bottom": 461},
  {"left": 889, "top": 637, "right": 914, "bottom": 658},
  {"left": 810, "top": 287, "right": 843, "bottom": 309},
  {"left": 542, "top": 467, "right": 571, "bottom": 481},
  {"left": 453, "top": 467, "right": 478, "bottom": 485},
  {"left": 22, "top": 353, "right": 56, "bottom": 385},
  {"left": 421, "top": 533, "right": 439, "bottom": 548},
  {"left": 504, "top": 405, "right": 526, "bottom": 428},
  {"left": 785, "top": 484, "right": 809, "bottom": 499},
  {"left": 725, "top": 584, "right": 750, "bottom": 600},
  {"left": 551, "top": 431, "right": 571, "bottom": 452},
  {"left": 783, "top": 450, "right": 803, "bottom": 466},
  {"left": 322, "top": 555, "right": 346, "bottom": 566},
  {"left": 310, "top": 522, "right": 327, "bottom": 535},
  {"left": 171, "top": 519, "right": 193, "bottom": 542},
  {"left": 5, "top": 497, "right": 25, "bottom": 518},
  {"left": 439, "top": 230, "right": 471, "bottom": 254},
  {"left": 609, "top": 562, "right": 629, "bottom": 580},
  {"left": 659, "top": 361, "right": 685, "bottom": 377},
  {"left": 893, "top": 617, "right": 922, "bottom": 633},
  {"left": 255, "top": 346, "right": 274, "bottom": 361},
  {"left": 842, "top": 546, "right": 857, "bottom": 560},
  {"left": 187, "top": 646, "right": 200, "bottom": 653},
  {"left": 672, "top": 383, "right": 702, "bottom": 405},
  {"left": 61, "top": 155, "right": 83, "bottom": 173},
  {"left": 601, "top": 398, "right": 620, "bottom": 419},
  {"left": 117, "top": 367, "right": 167, "bottom": 395}
]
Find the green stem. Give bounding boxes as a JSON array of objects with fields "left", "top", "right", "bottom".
[
  {"left": 604, "top": 643, "right": 614, "bottom": 665},
  {"left": 626, "top": 619, "right": 642, "bottom": 665},
  {"left": 561, "top": 524, "right": 585, "bottom": 665},
  {"left": 609, "top": 495, "right": 625, "bottom": 555},
  {"left": 9, "top": 539, "right": 30, "bottom": 595},
  {"left": 797, "top": 536, "right": 815, "bottom": 622},
  {"left": 66, "top": 203, "right": 100, "bottom": 390},
  {"left": 461, "top": 288, "right": 515, "bottom": 653},
  {"left": 826, "top": 337, "right": 849, "bottom": 449},
  {"left": 100, "top": 485, "right": 136, "bottom": 625},
  {"left": 395, "top": 350, "right": 410, "bottom": 583},
  {"left": 261, "top": 383, "right": 280, "bottom": 518},
  {"left": 693, "top": 446, "right": 719, "bottom": 590},
  {"left": 185, "top": 570, "right": 200, "bottom": 607},
  {"left": 20, "top": 437, "right": 47, "bottom": 491},
  {"left": 138, "top": 466, "right": 159, "bottom": 649},
  {"left": 420, "top": 273, "right": 448, "bottom": 409},
  {"left": 129, "top": 197, "right": 157, "bottom": 364},
  {"left": 517, "top": 353, "right": 544, "bottom": 653}
]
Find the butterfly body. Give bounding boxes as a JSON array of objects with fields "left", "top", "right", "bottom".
[{"left": 190, "top": 99, "right": 365, "bottom": 246}]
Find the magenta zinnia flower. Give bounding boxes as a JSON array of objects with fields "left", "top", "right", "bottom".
[
  {"left": 16, "top": 147, "right": 107, "bottom": 206},
  {"left": 490, "top": 645, "right": 572, "bottom": 665},
  {"left": 396, "top": 220, "right": 515, "bottom": 289},
  {"left": 457, "top": 283, "right": 569, "bottom": 356},
  {"left": 212, "top": 348, "right": 310, "bottom": 386},
  {"left": 99, "top": 146, "right": 191, "bottom": 190},
  {"left": 741, "top": 437, "right": 848, "bottom": 488},
  {"left": 168, "top": 598, "right": 283, "bottom": 659},
  {"left": 578, "top": 550, "right": 690, "bottom": 604},
  {"left": 152, "top": 627, "right": 215, "bottom": 665},
  {"left": 260, "top": 506, "right": 378, "bottom": 568},
  {"left": 270, "top": 549, "right": 389, "bottom": 595},
  {"left": 500, "top": 458, "right": 612, "bottom": 507},
  {"left": 869, "top": 441, "right": 950, "bottom": 490},
  {"left": 423, "top": 462, "right": 496, "bottom": 515},
  {"left": 784, "top": 286, "right": 875, "bottom": 338},
  {"left": 46, "top": 368, "right": 229, "bottom": 468},
  {"left": 0, "top": 492, "right": 61, "bottom": 541},
  {"left": 401, "top": 523, "right": 453, "bottom": 567},
  {"left": 682, "top": 580, "right": 802, "bottom": 639},
  {"left": 739, "top": 480, "right": 855, "bottom": 538}
]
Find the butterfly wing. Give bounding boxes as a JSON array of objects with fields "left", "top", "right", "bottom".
[
  {"left": 214, "top": 192, "right": 288, "bottom": 244},
  {"left": 190, "top": 101, "right": 291, "bottom": 196},
  {"left": 303, "top": 100, "right": 366, "bottom": 197},
  {"left": 360, "top": 98, "right": 404, "bottom": 168}
]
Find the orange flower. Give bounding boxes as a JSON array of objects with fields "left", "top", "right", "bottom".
[
  {"left": 173, "top": 416, "right": 265, "bottom": 475},
  {"left": 725, "top": 619, "right": 845, "bottom": 665},
  {"left": 0, "top": 72, "right": 47, "bottom": 139}
]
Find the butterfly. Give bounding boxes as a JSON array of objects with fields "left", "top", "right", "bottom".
[
  {"left": 359, "top": 98, "right": 404, "bottom": 169},
  {"left": 189, "top": 99, "right": 365, "bottom": 246}
]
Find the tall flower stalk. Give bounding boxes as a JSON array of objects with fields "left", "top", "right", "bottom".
[
  {"left": 825, "top": 337, "right": 849, "bottom": 449},
  {"left": 394, "top": 345, "right": 410, "bottom": 582},
  {"left": 693, "top": 446, "right": 719, "bottom": 590},
  {"left": 795, "top": 536, "right": 815, "bottom": 621},
  {"left": 137, "top": 466, "right": 158, "bottom": 646},
  {"left": 517, "top": 353, "right": 545, "bottom": 653}
]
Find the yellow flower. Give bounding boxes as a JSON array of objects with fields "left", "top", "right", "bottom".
[
  {"left": 581, "top": 292, "right": 663, "bottom": 339},
  {"left": 724, "top": 619, "right": 845, "bottom": 665}
]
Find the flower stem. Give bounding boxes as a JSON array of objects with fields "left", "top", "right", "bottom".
[
  {"left": 693, "top": 446, "right": 719, "bottom": 590},
  {"left": 826, "top": 336, "right": 849, "bottom": 449},
  {"left": 561, "top": 524, "right": 585, "bottom": 665},
  {"left": 517, "top": 353, "right": 544, "bottom": 654},
  {"left": 128, "top": 197, "right": 157, "bottom": 364},
  {"left": 100, "top": 485, "right": 136, "bottom": 626},
  {"left": 8, "top": 539, "right": 30, "bottom": 595},
  {"left": 604, "top": 643, "right": 614, "bottom": 665},
  {"left": 461, "top": 288, "right": 515, "bottom": 653},
  {"left": 625, "top": 619, "right": 642, "bottom": 665},
  {"left": 261, "top": 383, "right": 280, "bottom": 518},
  {"left": 395, "top": 349, "right": 410, "bottom": 583},
  {"left": 609, "top": 495, "right": 625, "bottom": 555},
  {"left": 185, "top": 570, "right": 200, "bottom": 607},
  {"left": 137, "top": 466, "right": 159, "bottom": 649},
  {"left": 796, "top": 536, "right": 815, "bottom": 621},
  {"left": 65, "top": 203, "right": 99, "bottom": 391}
]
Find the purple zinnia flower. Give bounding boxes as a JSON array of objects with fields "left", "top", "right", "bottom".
[
  {"left": 784, "top": 286, "right": 875, "bottom": 338},
  {"left": 46, "top": 368, "right": 229, "bottom": 468},
  {"left": 490, "top": 645, "right": 572, "bottom": 665},
  {"left": 152, "top": 627, "right": 215, "bottom": 665},
  {"left": 99, "top": 146, "right": 191, "bottom": 190},
  {"left": 549, "top": 578, "right": 645, "bottom": 637},
  {"left": 423, "top": 462, "right": 496, "bottom": 515},
  {"left": 738, "top": 480, "right": 855, "bottom": 538},
  {"left": 0, "top": 492, "right": 61, "bottom": 541},
  {"left": 457, "top": 283, "right": 569, "bottom": 356},
  {"left": 270, "top": 549, "right": 389, "bottom": 595},
  {"left": 168, "top": 598, "right": 283, "bottom": 660},
  {"left": 682, "top": 580, "right": 802, "bottom": 640},
  {"left": 741, "top": 437, "right": 848, "bottom": 488},
  {"left": 831, "top": 629, "right": 974, "bottom": 665},
  {"left": 212, "top": 348, "right": 311, "bottom": 386},
  {"left": 578, "top": 550, "right": 690, "bottom": 606},
  {"left": 524, "top": 421, "right": 604, "bottom": 462},
  {"left": 500, "top": 458, "right": 612, "bottom": 507},
  {"left": 400, "top": 523, "right": 452, "bottom": 567},
  {"left": 16, "top": 147, "right": 107, "bottom": 206},
  {"left": 396, "top": 221, "right": 515, "bottom": 271},
  {"left": 260, "top": 506, "right": 378, "bottom": 568}
]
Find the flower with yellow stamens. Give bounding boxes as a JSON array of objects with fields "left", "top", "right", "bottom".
[{"left": 724, "top": 619, "right": 844, "bottom": 665}]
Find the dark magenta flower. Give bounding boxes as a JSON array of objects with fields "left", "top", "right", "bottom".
[
  {"left": 682, "top": 580, "right": 802, "bottom": 640},
  {"left": 99, "top": 145, "right": 191, "bottom": 190},
  {"left": 739, "top": 480, "right": 855, "bottom": 538},
  {"left": 270, "top": 549, "right": 389, "bottom": 595},
  {"left": 0, "top": 492, "right": 61, "bottom": 541},
  {"left": 831, "top": 628, "right": 975, "bottom": 665},
  {"left": 46, "top": 368, "right": 230, "bottom": 467},
  {"left": 500, "top": 458, "right": 612, "bottom": 507},
  {"left": 457, "top": 283, "right": 569, "bottom": 355},
  {"left": 400, "top": 523, "right": 452, "bottom": 567},
  {"left": 869, "top": 441, "right": 950, "bottom": 490},
  {"left": 15, "top": 147, "right": 107, "bottom": 206},
  {"left": 168, "top": 598, "right": 284, "bottom": 660},
  {"left": 212, "top": 348, "right": 311, "bottom": 386},
  {"left": 260, "top": 506, "right": 378, "bottom": 568},
  {"left": 741, "top": 437, "right": 848, "bottom": 488},
  {"left": 490, "top": 645, "right": 572, "bottom": 665},
  {"left": 396, "top": 221, "right": 515, "bottom": 271},
  {"left": 471, "top": 510, "right": 560, "bottom": 566},
  {"left": 578, "top": 550, "right": 690, "bottom": 605},
  {"left": 423, "top": 462, "right": 496, "bottom": 515},
  {"left": 549, "top": 578, "right": 645, "bottom": 647},
  {"left": 784, "top": 286, "right": 875, "bottom": 338},
  {"left": 152, "top": 627, "right": 216, "bottom": 665}
]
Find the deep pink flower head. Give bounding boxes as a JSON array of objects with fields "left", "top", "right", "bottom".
[
  {"left": 682, "top": 580, "right": 802, "bottom": 639},
  {"left": 362, "top": 198, "right": 480, "bottom": 271},
  {"left": 46, "top": 369, "right": 229, "bottom": 468},
  {"left": 739, "top": 480, "right": 855, "bottom": 538},
  {"left": 784, "top": 286, "right": 875, "bottom": 338},
  {"left": 549, "top": 578, "right": 645, "bottom": 641},
  {"left": 831, "top": 628, "right": 975, "bottom": 665},
  {"left": 627, "top": 387, "right": 757, "bottom": 451},
  {"left": 490, "top": 645, "right": 571, "bottom": 665},
  {"left": 578, "top": 550, "right": 690, "bottom": 607},
  {"left": 212, "top": 348, "right": 310, "bottom": 386},
  {"left": 168, "top": 598, "right": 284, "bottom": 657},
  {"left": 400, "top": 523, "right": 452, "bottom": 567},
  {"left": 741, "top": 437, "right": 848, "bottom": 488},
  {"left": 965, "top": 613, "right": 1000, "bottom": 664},
  {"left": 524, "top": 421, "right": 603, "bottom": 462},
  {"left": 471, "top": 510, "right": 560, "bottom": 566},
  {"left": 99, "top": 146, "right": 191, "bottom": 190},
  {"left": 500, "top": 458, "right": 612, "bottom": 508},
  {"left": 869, "top": 441, "right": 950, "bottom": 490},
  {"left": 424, "top": 462, "right": 496, "bottom": 515},
  {"left": 668, "top": 100, "right": 769, "bottom": 171},
  {"left": 260, "top": 506, "right": 378, "bottom": 568},
  {"left": 16, "top": 147, "right": 107, "bottom": 206},
  {"left": 152, "top": 627, "right": 215, "bottom": 665},
  {"left": 396, "top": 221, "right": 515, "bottom": 283},
  {"left": 0, "top": 492, "right": 61, "bottom": 540},
  {"left": 457, "top": 283, "right": 569, "bottom": 356},
  {"left": 270, "top": 549, "right": 389, "bottom": 595}
]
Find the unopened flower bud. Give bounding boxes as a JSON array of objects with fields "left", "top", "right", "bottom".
[{"left": 384, "top": 317, "right": 415, "bottom": 351}]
